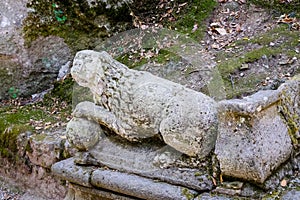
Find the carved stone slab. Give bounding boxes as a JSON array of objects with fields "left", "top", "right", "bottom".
[{"left": 52, "top": 158, "right": 199, "bottom": 200}]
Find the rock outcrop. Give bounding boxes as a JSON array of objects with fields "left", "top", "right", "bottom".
[
  {"left": 0, "top": 130, "right": 67, "bottom": 200},
  {"left": 0, "top": 0, "right": 72, "bottom": 99}
]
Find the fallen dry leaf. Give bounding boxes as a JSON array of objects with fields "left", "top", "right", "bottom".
[
  {"left": 167, "top": 8, "right": 173, "bottom": 14},
  {"left": 215, "top": 27, "right": 227, "bottom": 35},
  {"left": 220, "top": 174, "right": 223, "bottom": 183},
  {"left": 280, "top": 179, "right": 287, "bottom": 187},
  {"left": 192, "top": 24, "right": 198, "bottom": 32},
  {"left": 178, "top": 2, "right": 188, "bottom": 7},
  {"left": 238, "top": 0, "right": 247, "bottom": 4},
  {"left": 211, "top": 43, "right": 220, "bottom": 49},
  {"left": 235, "top": 24, "right": 242, "bottom": 32},
  {"left": 212, "top": 177, "right": 217, "bottom": 186}
]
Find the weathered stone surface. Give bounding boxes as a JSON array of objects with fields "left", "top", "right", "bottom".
[
  {"left": 281, "top": 190, "right": 300, "bottom": 200},
  {"left": 1, "top": 130, "right": 67, "bottom": 200},
  {"left": 0, "top": 0, "right": 72, "bottom": 99},
  {"left": 261, "top": 160, "right": 294, "bottom": 190},
  {"left": 91, "top": 167, "right": 198, "bottom": 200},
  {"left": 0, "top": 0, "right": 27, "bottom": 100},
  {"left": 19, "top": 36, "right": 72, "bottom": 97},
  {"left": 76, "top": 135, "right": 213, "bottom": 191},
  {"left": 71, "top": 50, "right": 218, "bottom": 157},
  {"left": 65, "top": 183, "right": 135, "bottom": 200},
  {"left": 52, "top": 158, "right": 198, "bottom": 200},
  {"left": 66, "top": 117, "right": 102, "bottom": 151},
  {"left": 26, "top": 132, "right": 64, "bottom": 168},
  {"left": 196, "top": 193, "right": 233, "bottom": 200},
  {"left": 215, "top": 89, "right": 293, "bottom": 183},
  {"left": 278, "top": 77, "right": 300, "bottom": 149},
  {"left": 51, "top": 158, "right": 93, "bottom": 188}
]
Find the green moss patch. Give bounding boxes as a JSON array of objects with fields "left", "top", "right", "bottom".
[
  {"left": 0, "top": 125, "right": 30, "bottom": 161},
  {"left": 215, "top": 26, "right": 300, "bottom": 98},
  {"left": 0, "top": 78, "right": 72, "bottom": 161},
  {"left": 47, "top": 77, "right": 75, "bottom": 104},
  {"left": 23, "top": 0, "right": 132, "bottom": 52},
  {"left": 116, "top": 49, "right": 181, "bottom": 69},
  {"left": 170, "top": 0, "right": 217, "bottom": 40}
]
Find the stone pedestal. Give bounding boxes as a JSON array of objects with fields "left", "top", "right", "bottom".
[
  {"left": 52, "top": 158, "right": 200, "bottom": 200},
  {"left": 215, "top": 89, "right": 293, "bottom": 183}
]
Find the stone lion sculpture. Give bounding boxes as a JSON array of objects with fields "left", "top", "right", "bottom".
[{"left": 68, "top": 50, "right": 218, "bottom": 157}]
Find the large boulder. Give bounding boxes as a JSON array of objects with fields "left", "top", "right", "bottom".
[
  {"left": 215, "top": 89, "right": 293, "bottom": 183},
  {"left": 0, "top": 0, "right": 72, "bottom": 99},
  {"left": 0, "top": 0, "right": 27, "bottom": 99}
]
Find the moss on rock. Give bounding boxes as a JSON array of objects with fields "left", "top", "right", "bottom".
[
  {"left": 48, "top": 77, "right": 75, "bottom": 104},
  {"left": 23, "top": 0, "right": 132, "bottom": 52},
  {"left": 0, "top": 124, "right": 30, "bottom": 161},
  {"left": 215, "top": 25, "right": 300, "bottom": 99}
]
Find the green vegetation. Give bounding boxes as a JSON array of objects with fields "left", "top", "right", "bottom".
[
  {"left": 0, "top": 79, "right": 72, "bottom": 161},
  {"left": 116, "top": 49, "right": 181, "bottom": 69},
  {"left": 171, "top": 0, "right": 217, "bottom": 40},
  {"left": 8, "top": 87, "right": 19, "bottom": 99},
  {"left": 181, "top": 188, "right": 195, "bottom": 200},
  {"left": 279, "top": 91, "right": 300, "bottom": 147},
  {"left": 52, "top": 3, "right": 67, "bottom": 23},
  {"left": 116, "top": 51, "right": 148, "bottom": 69},
  {"left": 0, "top": 124, "right": 30, "bottom": 161},
  {"left": 48, "top": 77, "right": 74, "bottom": 104},
  {"left": 23, "top": 0, "right": 132, "bottom": 51},
  {"left": 261, "top": 189, "right": 281, "bottom": 200}
]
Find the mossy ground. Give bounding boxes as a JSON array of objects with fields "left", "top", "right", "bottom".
[
  {"left": 111, "top": 1, "right": 300, "bottom": 100},
  {"left": 215, "top": 25, "right": 300, "bottom": 98},
  {"left": 168, "top": 0, "right": 217, "bottom": 40},
  {"left": 116, "top": 49, "right": 182, "bottom": 69},
  {"left": 0, "top": 78, "right": 73, "bottom": 161},
  {"left": 114, "top": 0, "right": 217, "bottom": 69}
]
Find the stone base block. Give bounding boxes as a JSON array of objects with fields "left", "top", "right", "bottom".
[
  {"left": 215, "top": 90, "right": 293, "bottom": 183},
  {"left": 52, "top": 158, "right": 199, "bottom": 200}
]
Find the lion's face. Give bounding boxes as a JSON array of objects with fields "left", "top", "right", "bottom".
[{"left": 71, "top": 50, "right": 105, "bottom": 96}]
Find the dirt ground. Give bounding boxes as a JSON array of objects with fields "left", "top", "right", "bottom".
[
  {"left": 0, "top": 175, "right": 46, "bottom": 200},
  {"left": 205, "top": 1, "right": 300, "bottom": 98}
]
